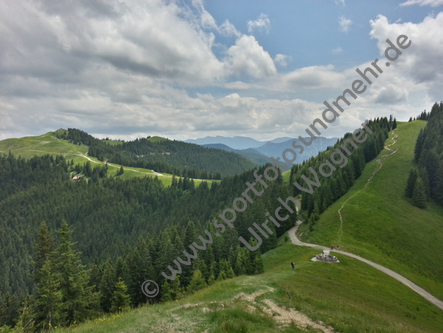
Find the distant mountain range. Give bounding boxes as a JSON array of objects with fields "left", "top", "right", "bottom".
[
  {"left": 185, "top": 136, "right": 265, "bottom": 150},
  {"left": 185, "top": 136, "right": 338, "bottom": 166},
  {"left": 201, "top": 143, "right": 292, "bottom": 169}
]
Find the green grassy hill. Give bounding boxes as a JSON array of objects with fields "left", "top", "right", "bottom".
[
  {"left": 51, "top": 120, "right": 443, "bottom": 333},
  {"left": 0, "top": 131, "right": 215, "bottom": 187},
  {"left": 297, "top": 120, "right": 443, "bottom": 301}
]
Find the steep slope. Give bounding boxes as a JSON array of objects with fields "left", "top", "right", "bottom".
[{"left": 297, "top": 120, "right": 443, "bottom": 301}]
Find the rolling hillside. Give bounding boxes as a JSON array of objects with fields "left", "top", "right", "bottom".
[
  {"left": 2, "top": 120, "right": 443, "bottom": 333},
  {"left": 59, "top": 128, "right": 258, "bottom": 178},
  {"left": 0, "top": 130, "right": 218, "bottom": 187},
  {"left": 44, "top": 121, "right": 443, "bottom": 333}
]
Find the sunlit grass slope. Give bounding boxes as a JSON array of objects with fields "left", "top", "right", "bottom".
[
  {"left": 298, "top": 120, "right": 443, "bottom": 301},
  {"left": 0, "top": 130, "right": 215, "bottom": 187},
  {"left": 58, "top": 243, "right": 443, "bottom": 333}
]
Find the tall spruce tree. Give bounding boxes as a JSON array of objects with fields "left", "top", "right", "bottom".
[
  {"left": 34, "top": 260, "right": 62, "bottom": 330},
  {"left": 405, "top": 168, "right": 418, "bottom": 198},
  {"left": 52, "top": 221, "right": 95, "bottom": 325},
  {"left": 413, "top": 177, "right": 427, "bottom": 209},
  {"left": 32, "top": 221, "right": 55, "bottom": 287},
  {"left": 99, "top": 261, "right": 117, "bottom": 312},
  {"left": 110, "top": 278, "right": 131, "bottom": 313}
]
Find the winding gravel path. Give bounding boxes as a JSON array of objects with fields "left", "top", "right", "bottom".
[{"left": 288, "top": 221, "right": 443, "bottom": 311}]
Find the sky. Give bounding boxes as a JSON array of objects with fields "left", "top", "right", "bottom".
[{"left": 1, "top": 0, "right": 443, "bottom": 141}]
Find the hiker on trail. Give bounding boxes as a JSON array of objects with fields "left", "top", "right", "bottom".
[
  {"left": 291, "top": 262, "right": 295, "bottom": 270},
  {"left": 330, "top": 245, "right": 333, "bottom": 250},
  {"left": 337, "top": 245, "right": 340, "bottom": 250}
]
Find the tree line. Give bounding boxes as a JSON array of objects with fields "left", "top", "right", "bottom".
[{"left": 405, "top": 102, "right": 443, "bottom": 208}]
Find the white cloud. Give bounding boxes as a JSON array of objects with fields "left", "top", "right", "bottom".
[
  {"left": 281, "top": 65, "right": 348, "bottom": 90},
  {"left": 191, "top": 0, "right": 219, "bottom": 30},
  {"left": 220, "top": 20, "right": 241, "bottom": 37},
  {"left": 247, "top": 13, "right": 271, "bottom": 34},
  {"left": 225, "top": 35, "right": 277, "bottom": 79},
  {"left": 334, "top": 0, "right": 346, "bottom": 5},
  {"left": 339, "top": 16, "right": 352, "bottom": 32},
  {"left": 400, "top": 0, "right": 443, "bottom": 7},
  {"left": 0, "top": 0, "right": 440, "bottom": 142},
  {"left": 370, "top": 13, "right": 443, "bottom": 100},
  {"left": 332, "top": 47, "right": 343, "bottom": 54},
  {"left": 274, "top": 54, "right": 290, "bottom": 67}
]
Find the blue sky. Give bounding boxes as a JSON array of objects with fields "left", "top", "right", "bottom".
[
  {"left": 211, "top": 1, "right": 431, "bottom": 67},
  {"left": 0, "top": 0, "right": 442, "bottom": 141}
]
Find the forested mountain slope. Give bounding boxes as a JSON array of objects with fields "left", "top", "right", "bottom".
[
  {"left": 0, "top": 154, "right": 295, "bottom": 302},
  {"left": 58, "top": 129, "right": 258, "bottom": 178}
]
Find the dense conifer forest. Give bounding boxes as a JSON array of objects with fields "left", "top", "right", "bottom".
[
  {"left": 0, "top": 152, "right": 295, "bottom": 330},
  {"left": 405, "top": 102, "right": 443, "bottom": 208}
]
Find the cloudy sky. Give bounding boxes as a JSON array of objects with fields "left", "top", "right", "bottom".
[{"left": 1, "top": 0, "right": 443, "bottom": 141}]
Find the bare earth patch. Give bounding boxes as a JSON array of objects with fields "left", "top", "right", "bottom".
[{"left": 261, "top": 299, "right": 335, "bottom": 333}]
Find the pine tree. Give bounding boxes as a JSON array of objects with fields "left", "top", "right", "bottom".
[
  {"left": 170, "top": 274, "right": 184, "bottom": 300},
  {"left": 405, "top": 168, "right": 418, "bottom": 198},
  {"left": 161, "top": 280, "right": 173, "bottom": 302},
  {"left": 418, "top": 167, "right": 430, "bottom": 199},
  {"left": 99, "top": 261, "right": 116, "bottom": 312},
  {"left": 34, "top": 259, "right": 62, "bottom": 330},
  {"left": 187, "top": 270, "right": 207, "bottom": 294},
  {"left": 217, "top": 270, "right": 227, "bottom": 282},
  {"left": 52, "top": 221, "right": 95, "bottom": 325},
  {"left": 88, "top": 259, "right": 103, "bottom": 293},
  {"left": 13, "top": 297, "right": 35, "bottom": 333},
  {"left": 110, "top": 278, "right": 131, "bottom": 313},
  {"left": 0, "top": 293, "right": 20, "bottom": 328},
  {"left": 235, "top": 249, "right": 247, "bottom": 276},
  {"left": 127, "top": 237, "right": 155, "bottom": 306},
  {"left": 207, "top": 274, "right": 215, "bottom": 285},
  {"left": 413, "top": 177, "right": 427, "bottom": 209},
  {"left": 32, "top": 221, "right": 55, "bottom": 286},
  {"left": 253, "top": 256, "right": 264, "bottom": 274}
]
